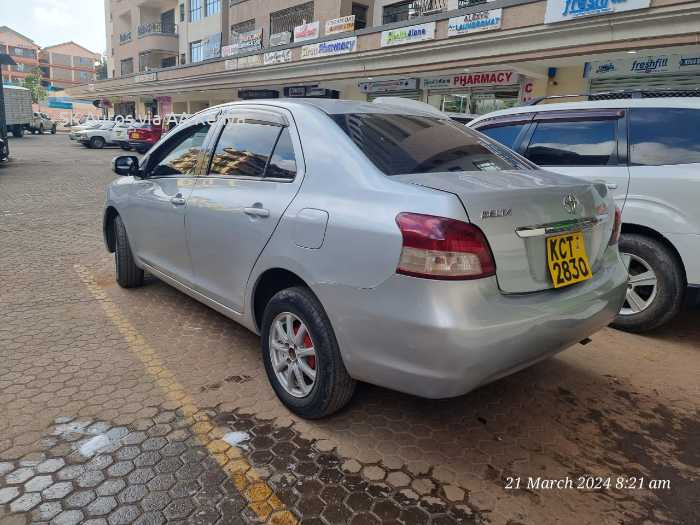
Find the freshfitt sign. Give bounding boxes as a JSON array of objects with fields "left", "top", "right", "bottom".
[
  {"left": 380, "top": 22, "right": 436, "bottom": 47},
  {"left": 424, "top": 71, "right": 519, "bottom": 89},
  {"left": 294, "top": 21, "right": 320, "bottom": 42},
  {"left": 585, "top": 54, "right": 700, "bottom": 77},
  {"left": 545, "top": 0, "right": 650, "bottom": 24}
]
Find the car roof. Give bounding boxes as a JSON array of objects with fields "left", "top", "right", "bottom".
[
  {"left": 207, "top": 98, "right": 443, "bottom": 118},
  {"left": 469, "top": 97, "right": 700, "bottom": 125}
]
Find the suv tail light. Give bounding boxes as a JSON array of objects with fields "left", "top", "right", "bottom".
[
  {"left": 395, "top": 213, "right": 496, "bottom": 280},
  {"left": 609, "top": 206, "right": 622, "bottom": 245}
]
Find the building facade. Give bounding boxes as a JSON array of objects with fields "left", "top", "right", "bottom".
[
  {"left": 70, "top": 0, "right": 700, "bottom": 118},
  {"left": 39, "top": 42, "right": 100, "bottom": 90},
  {"left": 0, "top": 26, "right": 40, "bottom": 86}
]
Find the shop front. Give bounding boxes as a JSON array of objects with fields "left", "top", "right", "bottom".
[
  {"left": 585, "top": 51, "right": 700, "bottom": 96},
  {"left": 423, "top": 70, "right": 522, "bottom": 117},
  {"left": 358, "top": 78, "right": 422, "bottom": 101}
]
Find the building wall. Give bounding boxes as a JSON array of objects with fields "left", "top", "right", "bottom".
[
  {"left": 40, "top": 42, "right": 99, "bottom": 89},
  {"left": 0, "top": 27, "right": 40, "bottom": 85}
]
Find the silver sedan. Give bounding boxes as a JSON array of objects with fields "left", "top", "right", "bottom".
[{"left": 104, "top": 99, "right": 628, "bottom": 418}]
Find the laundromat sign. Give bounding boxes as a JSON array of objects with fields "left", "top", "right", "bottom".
[{"left": 424, "top": 70, "right": 519, "bottom": 89}]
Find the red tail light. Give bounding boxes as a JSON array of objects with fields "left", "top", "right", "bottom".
[
  {"left": 609, "top": 206, "right": 622, "bottom": 245},
  {"left": 395, "top": 213, "right": 496, "bottom": 280}
]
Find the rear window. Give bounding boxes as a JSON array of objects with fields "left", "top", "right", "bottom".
[
  {"left": 330, "top": 113, "right": 529, "bottom": 175},
  {"left": 524, "top": 120, "right": 617, "bottom": 166},
  {"left": 630, "top": 108, "right": 700, "bottom": 165}
]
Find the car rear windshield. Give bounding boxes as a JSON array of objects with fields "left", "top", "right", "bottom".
[{"left": 330, "top": 113, "right": 531, "bottom": 175}]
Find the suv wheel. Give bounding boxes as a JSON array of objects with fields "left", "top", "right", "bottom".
[
  {"left": 114, "top": 215, "right": 144, "bottom": 288},
  {"left": 261, "top": 287, "right": 356, "bottom": 419},
  {"left": 90, "top": 136, "right": 105, "bottom": 149},
  {"left": 611, "top": 234, "right": 684, "bottom": 332},
  {"left": 51, "top": 125, "right": 56, "bottom": 134}
]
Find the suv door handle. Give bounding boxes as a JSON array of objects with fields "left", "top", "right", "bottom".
[
  {"left": 606, "top": 183, "right": 618, "bottom": 190},
  {"left": 170, "top": 194, "right": 186, "bottom": 206},
  {"left": 244, "top": 207, "right": 270, "bottom": 218}
]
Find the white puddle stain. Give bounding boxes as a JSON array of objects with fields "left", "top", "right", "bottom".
[{"left": 223, "top": 431, "right": 250, "bottom": 449}]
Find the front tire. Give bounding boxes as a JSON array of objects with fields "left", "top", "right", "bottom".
[
  {"left": 51, "top": 125, "right": 56, "bottom": 134},
  {"left": 39, "top": 124, "right": 44, "bottom": 134},
  {"left": 261, "top": 287, "right": 355, "bottom": 419},
  {"left": 611, "top": 234, "right": 684, "bottom": 332},
  {"left": 90, "top": 136, "right": 105, "bottom": 149},
  {"left": 114, "top": 215, "right": 144, "bottom": 288}
]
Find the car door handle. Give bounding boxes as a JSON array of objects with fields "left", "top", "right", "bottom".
[
  {"left": 170, "top": 196, "right": 186, "bottom": 206},
  {"left": 244, "top": 207, "right": 270, "bottom": 218},
  {"left": 606, "top": 183, "right": 618, "bottom": 190}
]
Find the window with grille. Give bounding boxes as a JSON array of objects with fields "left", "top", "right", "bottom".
[
  {"left": 190, "top": 40, "right": 204, "bottom": 63},
  {"left": 352, "top": 3, "right": 368, "bottom": 29},
  {"left": 457, "top": 0, "right": 487, "bottom": 7},
  {"left": 230, "top": 18, "right": 256, "bottom": 36},
  {"left": 269, "top": 2, "right": 314, "bottom": 36},
  {"left": 120, "top": 58, "right": 133, "bottom": 76},
  {"left": 382, "top": 0, "right": 447, "bottom": 24},
  {"left": 382, "top": 1, "right": 411, "bottom": 24},
  {"left": 180, "top": 3, "right": 185, "bottom": 22},
  {"left": 190, "top": 0, "right": 203, "bottom": 21}
]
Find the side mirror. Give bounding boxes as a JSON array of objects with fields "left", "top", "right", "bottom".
[{"left": 112, "top": 155, "right": 139, "bottom": 176}]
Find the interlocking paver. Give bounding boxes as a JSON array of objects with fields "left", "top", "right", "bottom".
[{"left": 1, "top": 136, "right": 698, "bottom": 525}]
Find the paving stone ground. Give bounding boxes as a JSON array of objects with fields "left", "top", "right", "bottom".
[{"left": 1, "top": 135, "right": 698, "bottom": 524}]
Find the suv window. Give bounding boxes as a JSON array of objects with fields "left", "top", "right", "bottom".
[
  {"left": 478, "top": 124, "right": 527, "bottom": 150},
  {"left": 524, "top": 119, "right": 617, "bottom": 166},
  {"left": 149, "top": 124, "right": 211, "bottom": 177},
  {"left": 331, "top": 113, "right": 527, "bottom": 175},
  {"left": 630, "top": 108, "right": 700, "bottom": 166},
  {"left": 209, "top": 120, "right": 294, "bottom": 179}
]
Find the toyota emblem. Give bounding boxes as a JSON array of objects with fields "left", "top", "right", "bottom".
[{"left": 563, "top": 194, "right": 579, "bottom": 214}]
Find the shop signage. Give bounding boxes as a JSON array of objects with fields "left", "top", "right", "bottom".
[
  {"left": 270, "top": 31, "right": 292, "bottom": 47},
  {"left": 285, "top": 86, "right": 310, "bottom": 97},
  {"left": 238, "top": 89, "right": 279, "bottom": 99},
  {"left": 380, "top": 22, "right": 435, "bottom": 47},
  {"left": 222, "top": 45, "right": 237, "bottom": 57},
  {"left": 134, "top": 72, "right": 156, "bottom": 83},
  {"left": 238, "top": 54, "right": 262, "bottom": 69},
  {"left": 238, "top": 28, "right": 263, "bottom": 53},
  {"left": 424, "top": 71, "right": 519, "bottom": 89},
  {"left": 325, "top": 15, "right": 355, "bottom": 35},
  {"left": 294, "top": 21, "right": 320, "bottom": 42},
  {"left": 448, "top": 9, "right": 502, "bottom": 36},
  {"left": 202, "top": 32, "right": 222, "bottom": 60},
  {"left": 300, "top": 36, "right": 357, "bottom": 59},
  {"left": 545, "top": 0, "right": 650, "bottom": 24},
  {"left": 358, "top": 78, "right": 419, "bottom": 93},
  {"left": 264, "top": 49, "right": 292, "bottom": 65},
  {"left": 283, "top": 85, "right": 337, "bottom": 97},
  {"left": 586, "top": 54, "right": 700, "bottom": 78}
]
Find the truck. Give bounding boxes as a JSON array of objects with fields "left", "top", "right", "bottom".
[{"left": 3, "top": 85, "right": 33, "bottom": 138}]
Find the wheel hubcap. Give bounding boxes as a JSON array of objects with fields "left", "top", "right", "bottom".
[
  {"left": 269, "top": 312, "right": 317, "bottom": 398},
  {"left": 620, "top": 252, "right": 658, "bottom": 316}
]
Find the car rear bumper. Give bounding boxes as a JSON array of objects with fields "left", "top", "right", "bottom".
[
  {"left": 128, "top": 140, "right": 155, "bottom": 149},
  {"left": 315, "top": 246, "right": 628, "bottom": 399}
]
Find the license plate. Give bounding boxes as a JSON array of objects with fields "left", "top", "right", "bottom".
[
  {"left": 131, "top": 132, "right": 140, "bottom": 139},
  {"left": 546, "top": 231, "right": 592, "bottom": 288}
]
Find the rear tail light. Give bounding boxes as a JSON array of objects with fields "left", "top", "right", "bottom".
[
  {"left": 395, "top": 213, "right": 496, "bottom": 280},
  {"left": 609, "top": 206, "right": 622, "bottom": 245}
]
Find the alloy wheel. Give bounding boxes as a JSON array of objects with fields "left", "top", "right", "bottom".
[
  {"left": 620, "top": 252, "right": 658, "bottom": 316},
  {"left": 269, "top": 312, "right": 317, "bottom": 398}
]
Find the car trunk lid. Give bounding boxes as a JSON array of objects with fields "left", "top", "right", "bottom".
[{"left": 394, "top": 170, "right": 613, "bottom": 293}]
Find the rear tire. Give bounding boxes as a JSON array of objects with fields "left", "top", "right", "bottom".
[
  {"left": 261, "top": 286, "right": 356, "bottom": 419},
  {"left": 90, "top": 136, "right": 105, "bottom": 149},
  {"left": 51, "top": 125, "right": 56, "bottom": 134},
  {"left": 611, "top": 234, "right": 684, "bottom": 333},
  {"left": 39, "top": 124, "right": 44, "bottom": 134},
  {"left": 12, "top": 126, "right": 24, "bottom": 138},
  {"left": 114, "top": 215, "right": 144, "bottom": 288}
]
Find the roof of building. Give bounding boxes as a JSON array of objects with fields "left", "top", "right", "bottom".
[
  {"left": 41, "top": 41, "right": 100, "bottom": 57},
  {"left": 0, "top": 26, "right": 38, "bottom": 47}
]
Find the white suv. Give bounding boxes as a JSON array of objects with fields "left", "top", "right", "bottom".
[{"left": 469, "top": 97, "right": 700, "bottom": 332}]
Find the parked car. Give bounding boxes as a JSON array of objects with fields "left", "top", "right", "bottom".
[
  {"left": 0, "top": 137, "right": 7, "bottom": 162},
  {"left": 69, "top": 120, "right": 110, "bottom": 141},
  {"left": 104, "top": 99, "right": 626, "bottom": 418},
  {"left": 75, "top": 120, "right": 130, "bottom": 149},
  {"left": 469, "top": 97, "right": 700, "bottom": 332},
  {"left": 28, "top": 111, "right": 57, "bottom": 134},
  {"left": 128, "top": 122, "right": 164, "bottom": 153}
]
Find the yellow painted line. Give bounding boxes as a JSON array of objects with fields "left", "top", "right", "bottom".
[{"left": 74, "top": 264, "right": 297, "bottom": 525}]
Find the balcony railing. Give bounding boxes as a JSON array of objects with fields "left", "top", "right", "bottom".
[
  {"left": 138, "top": 22, "right": 177, "bottom": 37},
  {"left": 119, "top": 32, "right": 132, "bottom": 44}
]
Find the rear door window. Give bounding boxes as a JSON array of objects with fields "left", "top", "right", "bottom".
[
  {"left": 209, "top": 120, "right": 281, "bottom": 178},
  {"left": 478, "top": 124, "right": 527, "bottom": 150},
  {"left": 629, "top": 108, "right": 700, "bottom": 165},
  {"left": 330, "top": 113, "right": 528, "bottom": 175},
  {"left": 524, "top": 119, "right": 617, "bottom": 166}
]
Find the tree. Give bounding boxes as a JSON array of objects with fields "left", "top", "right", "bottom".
[
  {"left": 96, "top": 55, "right": 108, "bottom": 80},
  {"left": 22, "top": 68, "right": 47, "bottom": 103}
]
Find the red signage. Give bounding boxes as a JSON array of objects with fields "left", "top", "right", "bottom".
[{"left": 453, "top": 70, "right": 518, "bottom": 87}]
